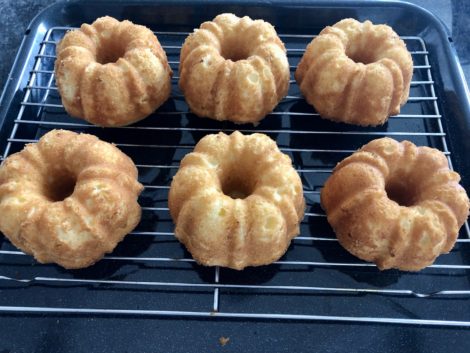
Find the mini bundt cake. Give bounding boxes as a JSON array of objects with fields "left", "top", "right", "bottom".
[
  {"left": 55, "top": 16, "right": 172, "bottom": 127},
  {"left": 179, "top": 13, "right": 290, "bottom": 124},
  {"left": 0, "top": 130, "right": 143, "bottom": 269},
  {"left": 295, "top": 18, "right": 413, "bottom": 126},
  {"left": 168, "top": 131, "right": 305, "bottom": 269},
  {"left": 321, "top": 138, "right": 469, "bottom": 271}
]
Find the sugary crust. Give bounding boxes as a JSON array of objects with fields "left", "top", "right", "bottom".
[
  {"left": 0, "top": 130, "right": 144, "bottom": 269},
  {"left": 55, "top": 16, "right": 173, "bottom": 127},
  {"left": 179, "top": 13, "right": 290, "bottom": 124},
  {"left": 320, "top": 138, "right": 470, "bottom": 271},
  {"left": 168, "top": 131, "right": 305, "bottom": 270},
  {"left": 295, "top": 18, "right": 413, "bottom": 126}
]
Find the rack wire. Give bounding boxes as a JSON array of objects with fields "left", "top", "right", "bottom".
[{"left": 0, "top": 27, "right": 469, "bottom": 327}]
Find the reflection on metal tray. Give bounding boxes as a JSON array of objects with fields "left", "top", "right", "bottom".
[{"left": 0, "top": 0, "right": 469, "bottom": 338}]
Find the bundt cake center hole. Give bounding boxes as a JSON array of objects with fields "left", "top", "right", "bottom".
[
  {"left": 221, "top": 43, "right": 250, "bottom": 62},
  {"left": 385, "top": 180, "right": 415, "bottom": 207},
  {"left": 96, "top": 41, "right": 126, "bottom": 64},
  {"left": 345, "top": 48, "right": 375, "bottom": 65},
  {"left": 222, "top": 177, "right": 253, "bottom": 199},
  {"left": 45, "top": 174, "right": 77, "bottom": 202}
]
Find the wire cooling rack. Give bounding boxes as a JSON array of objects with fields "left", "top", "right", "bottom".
[{"left": 0, "top": 27, "right": 469, "bottom": 327}]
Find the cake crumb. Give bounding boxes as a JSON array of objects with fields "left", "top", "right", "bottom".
[{"left": 219, "top": 336, "right": 230, "bottom": 346}]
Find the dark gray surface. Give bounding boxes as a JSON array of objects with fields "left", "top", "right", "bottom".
[
  {"left": 1, "top": 0, "right": 469, "bottom": 91},
  {"left": 0, "top": 0, "right": 54, "bottom": 91}
]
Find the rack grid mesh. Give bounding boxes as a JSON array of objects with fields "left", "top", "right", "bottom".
[{"left": 0, "top": 27, "right": 469, "bottom": 327}]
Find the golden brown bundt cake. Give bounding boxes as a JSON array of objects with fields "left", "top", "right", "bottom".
[
  {"left": 0, "top": 130, "right": 143, "bottom": 269},
  {"left": 321, "top": 138, "right": 469, "bottom": 271},
  {"left": 55, "top": 16, "right": 172, "bottom": 127},
  {"left": 168, "top": 131, "right": 305, "bottom": 270},
  {"left": 179, "top": 13, "right": 290, "bottom": 124},
  {"left": 295, "top": 18, "right": 413, "bottom": 126}
]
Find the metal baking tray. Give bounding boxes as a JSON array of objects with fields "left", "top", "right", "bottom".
[{"left": 0, "top": 1, "right": 469, "bottom": 351}]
